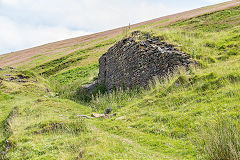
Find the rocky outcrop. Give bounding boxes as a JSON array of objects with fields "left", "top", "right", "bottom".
[{"left": 97, "top": 32, "right": 196, "bottom": 91}]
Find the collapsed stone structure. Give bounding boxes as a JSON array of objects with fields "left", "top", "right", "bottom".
[
  {"left": 85, "top": 31, "right": 195, "bottom": 93},
  {"left": 96, "top": 31, "right": 195, "bottom": 91}
]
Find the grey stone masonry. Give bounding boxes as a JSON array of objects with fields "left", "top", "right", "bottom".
[{"left": 98, "top": 32, "right": 196, "bottom": 91}]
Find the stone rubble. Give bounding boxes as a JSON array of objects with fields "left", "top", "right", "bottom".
[
  {"left": 0, "top": 73, "right": 31, "bottom": 84},
  {"left": 91, "top": 113, "right": 117, "bottom": 119}
]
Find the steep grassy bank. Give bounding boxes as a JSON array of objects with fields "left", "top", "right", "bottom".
[
  {"left": 0, "top": 5, "right": 240, "bottom": 159},
  {"left": 0, "top": 69, "right": 175, "bottom": 159}
]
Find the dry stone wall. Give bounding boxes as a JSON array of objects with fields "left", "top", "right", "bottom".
[{"left": 97, "top": 32, "right": 195, "bottom": 91}]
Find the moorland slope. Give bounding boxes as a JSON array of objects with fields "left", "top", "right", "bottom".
[{"left": 0, "top": 1, "right": 240, "bottom": 159}]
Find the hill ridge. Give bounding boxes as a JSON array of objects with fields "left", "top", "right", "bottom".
[
  {"left": 0, "top": 0, "right": 239, "bottom": 67},
  {"left": 1, "top": 2, "right": 240, "bottom": 159}
]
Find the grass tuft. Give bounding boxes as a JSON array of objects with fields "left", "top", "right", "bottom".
[{"left": 195, "top": 118, "right": 240, "bottom": 160}]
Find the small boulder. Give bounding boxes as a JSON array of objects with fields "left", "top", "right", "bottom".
[
  {"left": 36, "top": 99, "right": 43, "bottom": 102},
  {"left": 77, "top": 115, "right": 93, "bottom": 119},
  {"left": 49, "top": 92, "right": 55, "bottom": 97},
  {"left": 82, "top": 81, "right": 98, "bottom": 96},
  {"left": 91, "top": 113, "right": 105, "bottom": 118},
  {"left": 17, "top": 74, "right": 29, "bottom": 79},
  {"left": 17, "top": 80, "right": 27, "bottom": 83},
  {"left": 8, "top": 77, "right": 16, "bottom": 81},
  {"left": 104, "top": 107, "right": 112, "bottom": 115},
  {"left": 116, "top": 116, "right": 126, "bottom": 120}
]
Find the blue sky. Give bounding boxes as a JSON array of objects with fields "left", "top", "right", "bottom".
[{"left": 0, "top": 0, "right": 228, "bottom": 54}]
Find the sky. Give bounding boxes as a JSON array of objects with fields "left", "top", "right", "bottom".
[{"left": 0, "top": 0, "right": 229, "bottom": 55}]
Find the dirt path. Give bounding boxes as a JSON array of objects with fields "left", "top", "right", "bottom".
[{"left": 0, "top": 0, "right": 239, "bottom": 67}]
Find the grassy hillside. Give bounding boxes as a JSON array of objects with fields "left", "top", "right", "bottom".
[{"left": 0, "top": 5, "right": 240, "bottom": 159}]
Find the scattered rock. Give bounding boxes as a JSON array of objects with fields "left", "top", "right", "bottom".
[
  {"left": 36, "top": 99, "right": 43, "bottom": 102},
  {"left": 131, "top": 30, "right": 141, "bottom": 37},
  {"left": 0, "top": 68, "right": 3, "bottom": 71},
  {"left": 116, "top": 116, "right": 126, "bottom": 120},
  {"left": 9, "top": 67, "right": 15, "bottom": 70},
  {"left": 77, "top": 115, "right": 93, "bottom": 119},
  {"left": 91, "top": 113, "right": 117, "bottom": 119},
  {"left": 104, "top": 107, "right": 112, "bottom": 115},
  {"left": 82, "top": 81, "right": 98, "bottom": 96},
  {"left": 1, "top": 139, "right": 11, "bottom": 159},
  {"left": 6, "top": 140, "right": 10, "bottom": 150},
  {"left": 8, "top": 77, "right": 16, "bottom": 81},
  {"left": 91, "top": 113, "right": 105, "bottom": 118},
  {"left": 105, "top": 113, "right": 117, "bottom": 119},
  {"left": 16, "top": 80, "right": 28, "bottom": 83},
  {"left": 0, "top": 71, "right": 36, "bottom": 84},
  {"left": 178, "top": 44, "right": 183, "bottom": 47},
  {"left": 49, "top": 92, "right": 55, "bottom": 97},
  {"left": 17, "top": 74, "right": 29, "bottom": 79}
]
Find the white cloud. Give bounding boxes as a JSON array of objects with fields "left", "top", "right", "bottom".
[
  {"left": 205, "top": 0, "right": 228, "bottom": 4},
  {"left": 0, "top": 0, "right": 22, "bottom": 5},
  {"left": 0, "top": 0, "right": 180, "bottom": 54},
  {"left": 0, "top": 16, "right": 90, "bottom": 53},
  {"left": 0, "top": 0, "right": 225, "bottom": 54},
  {"left": 1, "top": 0, "right": 176, "bottom": 30}
]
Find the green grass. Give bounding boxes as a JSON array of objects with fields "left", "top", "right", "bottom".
[
  {"left": 0, "top": 92, "right": 15, "bottom": 145},
  {"left": 1, "top": 5, "right": 240, "bottom": 159},
  {"left": 194, "top": 118, "right": 240, "bottom": 159},
  {"left": 52, "top": 64, "right": 99, "bottom": 86},
  {"left": 32, "top": 38, "right": 118, "bottom": 77}
]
